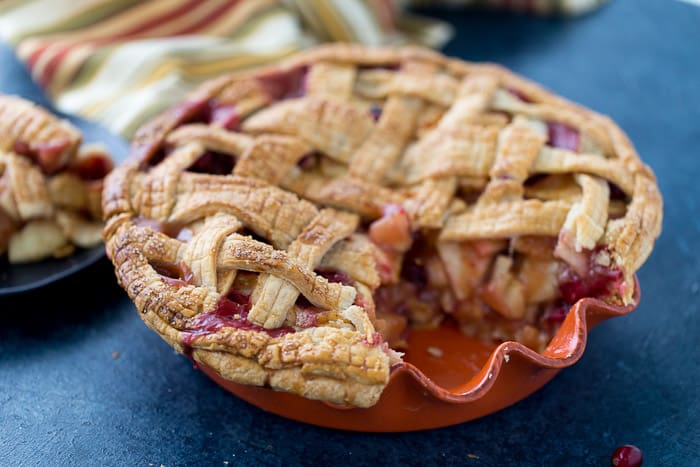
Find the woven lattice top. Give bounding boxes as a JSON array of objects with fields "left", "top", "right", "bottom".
[{"left": 103, "top": 45, "right": 662, "bottom": 407}]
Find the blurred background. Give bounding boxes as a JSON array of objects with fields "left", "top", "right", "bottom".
[{"left": 0, "top": 0, "right": 608, "bottom": 136}]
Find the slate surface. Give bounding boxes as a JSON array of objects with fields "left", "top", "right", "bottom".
[{"left": 1, "top": 0, "right": 698, "bottom": 465}]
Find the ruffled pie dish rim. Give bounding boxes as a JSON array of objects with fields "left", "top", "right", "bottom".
[
  {"left": 393, "top": 281, "right": 639, "bottom": 404},
  {"left": 198, "top": 280, "right": 639, "bottom": 431}
]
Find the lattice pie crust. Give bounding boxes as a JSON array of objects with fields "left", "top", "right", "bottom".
[{"left": 103, "top": 45, "right": 662, "bottom": 407}]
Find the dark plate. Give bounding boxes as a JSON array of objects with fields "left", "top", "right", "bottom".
[{"left": 0, "top": 42, "right": 128, "bottom": 295}]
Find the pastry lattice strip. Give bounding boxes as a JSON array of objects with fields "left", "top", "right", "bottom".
[{"left": 127, "top": 162, "right": 382, "bottom": 331}]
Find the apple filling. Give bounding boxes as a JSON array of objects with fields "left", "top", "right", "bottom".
[{"left": 367, "top": 205, "right": 624, "bottom": 352}]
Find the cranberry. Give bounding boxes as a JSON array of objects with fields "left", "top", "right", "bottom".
[
  {"left": 401, "top": 256, "right": 427, "bottom": 289},
  {"left": 374, "top": 252, "right": 395, "bottom": 284},
  {"left": 524, "top": 173, "right": 548, "bottom": 186},
  {"left": 296, "top": 153, "right": 318, "bottom": 170},
  {"left": 170, "top": 98, "right": 210, "bottom": 125},
  {"left": 609, "top": 182, "right": 628, "bottom": 201},
  {"left": 226, "top": 289, "right": 251, "bottom": 305},
  {"left": 295, "top": 308, "right": 318, "bottom": 328},
  {"left": 369, "top": 105, "right": 382, "bottom": 121},
  {"left": 547, "top": 121, "right": 580, "bottom": 151},
  {"left": 315, "top": 269, "right": 352, "bottom": 285},
  {"left": 357, "top": 64, "right": 400, "bottom": 72},
  {"left": 505, "top": 86, "right": 533, "bottom": 103},
  {"left": 12, "top": 139, "right": 32, "bottom": 157},
  {"left": 182, "top": 293, "right": 294, "bottom": 347},
  {"left": 33, "top": 141, "right": 70, "bottom": 167},
  {"left": 559, "top": 261, "right": 623, "bottom": 304},
  {"left": 544, "top": 303, "right": 569, "bottom": 323},
  {"left": 13, "top": 139, "right": 71, "bottom": 174},
  {"left": 170, "top": 98, "right": 243, "bottom": 131},
  {"left": 611, "top": 445, "right": 643, "bottom": 467},
  {"left": 294, "top": 295, "right": 313, "bottom": 309},
  {"left": 132, "top": 218, "right": 188, "bottom": 239},
  {"left": 186, "top": 151, "right": 235, "bottom": 175},
  {"left": 70, "top": 152, "right": 113, "bottom": 180},
  {"left": 141, "top": 145, "right": 166, "bottom": 167},
  {"left": 151, "top": 261, "right": 194, "bottom": 288},
  {"left": 209, "top": 103, "right": 240, "bottom": 130},
  {"left": 256, "top": 66, "right": 308, "bottom": 101}
]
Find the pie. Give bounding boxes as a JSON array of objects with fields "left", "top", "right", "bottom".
[
  {"left": 0, "top": 95, "right": 113, "bottom": 263},
  {"left": 103, "top": 45, "right": 662, "bottom": 408}
]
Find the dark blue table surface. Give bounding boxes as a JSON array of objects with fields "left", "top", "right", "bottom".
[{"left": 1, "top": 0, "right": 698, "bottom": 465}]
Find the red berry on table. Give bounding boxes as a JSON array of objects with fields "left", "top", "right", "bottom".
[{"left": 611, "top": 445, "right": 643, "bottom": 467}]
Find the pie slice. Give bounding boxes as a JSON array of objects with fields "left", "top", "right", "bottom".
[
  {"left": 103, "top": 45, "right": 662, "bottom": 408},
  {"left": 0, "top": 95, "right": 113, "bottom": 262}
]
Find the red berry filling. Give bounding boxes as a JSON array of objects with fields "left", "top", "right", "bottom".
[
  {"left": 13, "top": 138, "right": 72, "bottom": 174},
  {"left": 547, "top": 122, "right": 580, "bottom": 151},
  {"left": 315, "top": 268, "right": 352, "bottom": 286},
  {"left": 169, "top": 97, "right": 242, "bottom": 131},
  {"left": 505, "top": 86, "right": 533, "bottom": 103},
  {"left": 293, "top": 269, "right": 353, "bottom": 311},
  {"left": 296, "top": 152, "right": 319, "bottom": 170},
  {"left": 357, "top": 64, "right": 400, "bottom": 72},
  {"left": 256, "top": 66, "right": 308, "bottom": 102},
  {"left": 170, "top": 98, "right": 211, "bottom": 126},
  {"left": 183, "top": 291, "right": 294, "bottom": 348},
  {"left": 558, "top": 256, "right": 623, "bottom": 304},
  {"left": 369, "top": 105, "right": 382, "bottom": 121},
  {"left": 543, "top": 302, "right": 570, "bottom": 323},
  {"left": 208, "top": 103, "right": 241, "bottom": 131},
  {"left": 186, "top": 150, "right": 235, "bottom": 175},
  {"left": 151, "top": 260, "right": 195, "bottom": 288},
  {"left": 133, "top": 217, "right": 190, "bottom": 240},
  {"left": 401, "top": 255, "right": 428, "bottom": 290},
  {"left": 608, "top": 182, "right": 628, "bottom": 201},
  {"left": 295, "top": 308, "right": 319, "bottom": 328},
  {"left": 70, "top": 151, "right": 113, "bottom": 181}
]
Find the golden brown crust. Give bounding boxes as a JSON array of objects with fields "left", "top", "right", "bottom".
[
  {"left": 0, "top": 95, "right": 81, "bottom": 174},
  {"left": 104, "top": 44, "right": 662, "bottom": 407}
]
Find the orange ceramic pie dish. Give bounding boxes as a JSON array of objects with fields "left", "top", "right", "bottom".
[
  {"left": 102, "top": 45, "right": 661, "bottom": 429},
  {"left": 201, "top": 286, "right": 638, "bottom": 431}
]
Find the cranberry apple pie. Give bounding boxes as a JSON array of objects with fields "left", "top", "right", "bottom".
[
  {"left": 0, "top": 95, "right": 113, "bottom": 263},
  {"left": 103, "top": 45, "right": 661, "bottom": 407}
]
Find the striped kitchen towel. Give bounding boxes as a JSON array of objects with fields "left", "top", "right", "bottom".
[{"left": 0, "top": 0, "right": 607, "bottom": 137}]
